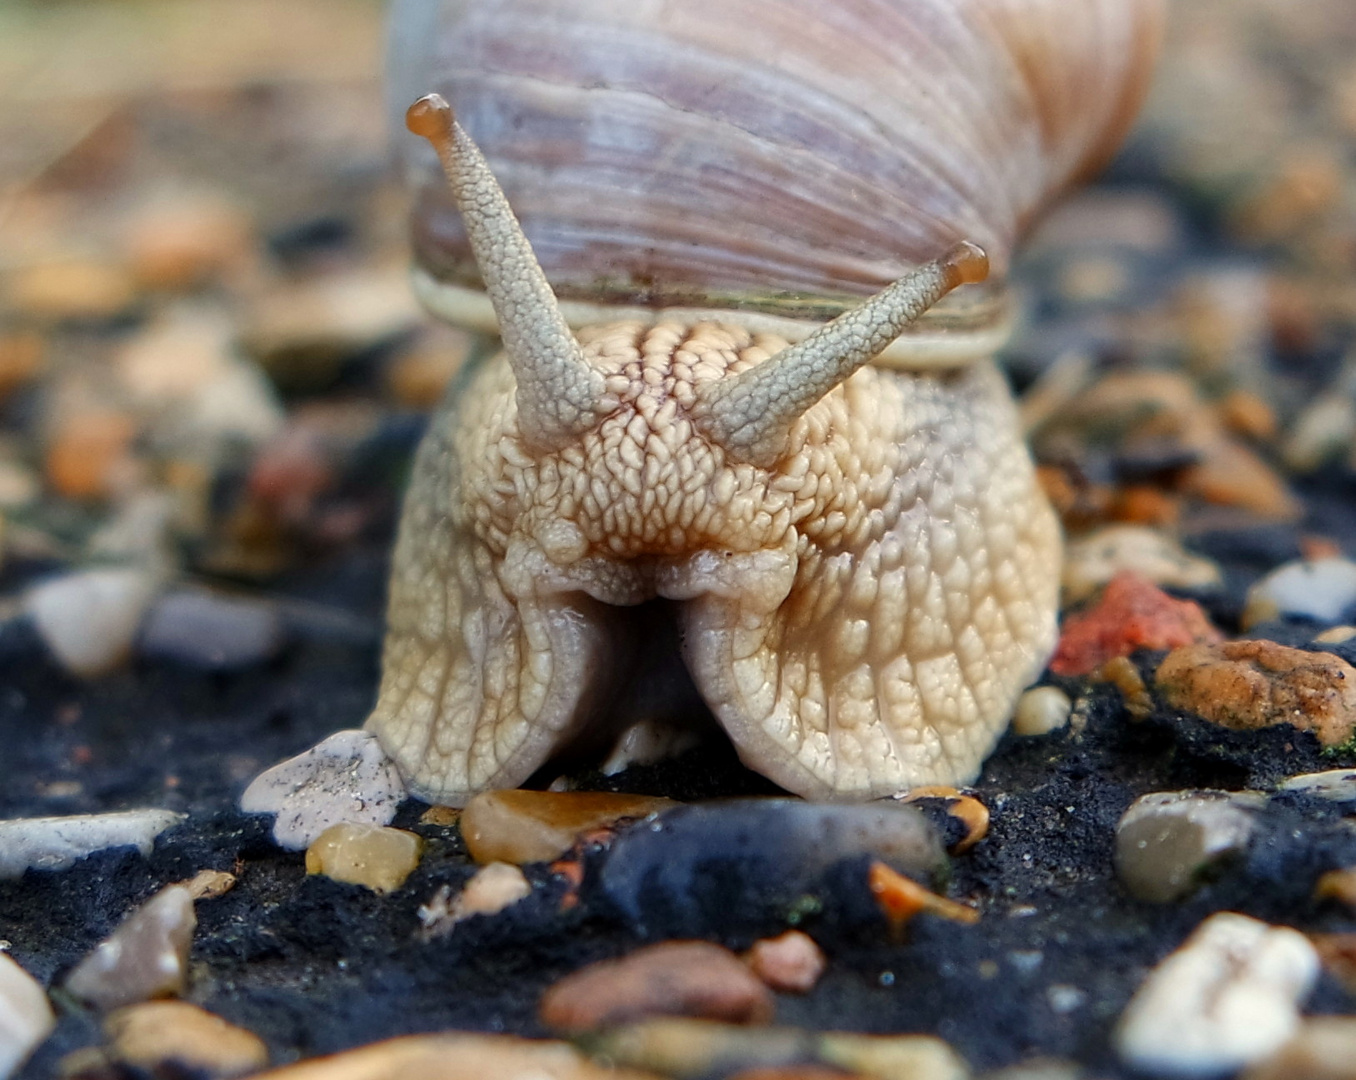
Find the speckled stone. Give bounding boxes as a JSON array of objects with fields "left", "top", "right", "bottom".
[
  {"left": 64, "top": 885, "right": 197, "bottom": 1011},
  {"left": 240, "top": 730, "right": 405, "bottom": 851},
  {"left": 0, "top": 809, "right": 185, "bottom": 879}
]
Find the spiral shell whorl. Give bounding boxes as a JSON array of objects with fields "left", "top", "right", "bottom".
[{"left": 392, "top": 0, "right": 1162, "bottom": 334}]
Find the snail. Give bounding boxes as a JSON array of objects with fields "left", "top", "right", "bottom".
[{"left": 363, "top": 0, "right": 1165, "bottom": 806}]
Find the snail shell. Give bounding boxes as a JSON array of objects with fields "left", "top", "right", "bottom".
[
  {"left": 390, "top": 0, "right": 1163, "bottom": 364},
  {"left": 366, "top": 0, "right": 1163, "bottom": 805}
]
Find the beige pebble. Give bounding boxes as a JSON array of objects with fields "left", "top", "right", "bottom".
[
  {"left": 65, "top": 885, "right": 197, "bottom": 1011},
  {"left": 460, "top": 789, "right": 677, "bottom": 865},
  {"left": 744, "top": 931, "right": 827, "bottom": 994},
  {"left": 105, "top": 1001, "right": 268, "bottom": 1079},
  {"left": 384, "top": 326, "right": 473, "bottom": 409},
  {"left": 305, "top": 823, "right": 422, "bottom": 894},
  {"left": 817, "top": 1032, "right": 971, "bottom": 1080},
  {"left": 540, "top": 941, "right": 775, "bottom": 1033},
  {"left": 245, "top": 1032, "right": 660, "bottom": 1080},
  {"left": 122, "top": 192, "right": 254, "bottom": 291},
  {"left": 418, "top": 862, "right": 532, "bottom": 935},
  {"left": 1244, "top": 1016, "right": 1356, "bottom": 1080},
  {"left": 7, "top": 260, "right": 139, "bottom": 322},
  {"left": 1063, "top": 525, "right": 1222, "bottom": 604},
  {"left": 1012, "top": 686, "right": 1073, "bottom": 737},
  {"left": 178, "top": 869, "right": 237, "bottom": 901},
  {"left": 1315, "top": 626, "right": 1356, "bottom": 645},
  {"left": 0, "top": 953, "right": 55, "bottom": 1079}
]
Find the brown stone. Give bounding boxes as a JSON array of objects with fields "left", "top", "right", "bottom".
[
  {"left": 1155, "top": 640, "right": 1356, "bottom": 748},
  {"left": 105, "top": 1001, "right": 268, "bottom": 1078},
  {"left": 744, "top": 931, "right": 827, "bottom": 994},
  {"left": 305, "top": 824, "right": 423, "bottom": 894},
  {"left": 539, "top": 941, "right": 775, "bottom": 1033},
  {"left": 7, "top": 260, "right": 138, "bottom": 322},
  {"left": 460, "top": 789, "right": 677, "bottom": 865},
  {"left": 45, "top": 410, "right": 139, "bottom": 501}
]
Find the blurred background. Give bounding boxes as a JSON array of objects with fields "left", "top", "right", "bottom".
[{"left": 1, "top": 0, "right": 1356, "bottom": 813}]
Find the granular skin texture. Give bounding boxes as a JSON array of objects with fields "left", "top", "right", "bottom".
[{"left": 365, "top": 321, "right": 1060, "bottom": 804}]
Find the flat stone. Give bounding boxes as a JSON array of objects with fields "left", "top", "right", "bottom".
[
  {"left": 0, "top": 809, "right": 186, "bottom": 879},
  {"left": 1114, "top": 791, "right": 1262, "bottom": 903},
  {"left": 140, "top": 589, "right": 284, "bottom": 671},
  {"left": 0, "top": 953, "right": 55, "bottom": 1080},
  {"left": 1243, "top": 558, "right": 1356, "bottom": 629},
  {"left": 240, "top": 730, "right": 405, "bottom": 851},
  {"left": 460, "top": 790, "right": 678, "bottom": 865},
  {"left": 1244, "top": 1017, "right": 1356, "bottom": 1080},
  {"left": 25, "top": 566, "right": 164, "bottom": 678},
  {"left": 305, "top": 823, "right": 422, "bottom": 894},
  {"left": 540, "top": 941, "right": 775, "bottom": 1033},
  {"left": 817, "top": 1032, "right": 970, "bottom": 1080},
  {"left": 1063, "top": 525, "right": 1222, "bottom": 604},
  {"left": 599, "top": 800, "right": 945, "bottom": 938},
  {"left": 1011, "top": 686, "right": 1074, "bottom": 737},
  {"left": 744, "top": 931, "right": 827, "bottom": 994},
  {"left": 65, "top": 885, "right": 197, "bottom": 1011},
  {"left": 246, "top": 1033, "right": 662, "bottom": 1080},
  {"left": 581, "top": 1020, "right": 812, "bottom": 1078},
  {"left": 105, "top": 1001, "right": 268, "bottom": 1079},
  {"left": 1156, "top": 639, "right": 1356, "bottom": 748},
  {"left": 1115, "top": 912, "right": 1319, "bottom": 1078},
  {"left": 418, "top": 862, "right": 532, "bottom": 936},
  {"left": 1279, "top": 769, "right": 1356, "bottom": 801},
  {"left": 1051, "top": 572, "right": 1222, "bottom": 678}
]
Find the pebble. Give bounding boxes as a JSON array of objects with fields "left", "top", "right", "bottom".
[
  {"left": 599, "top": 800, "right": 944, "bottom": 937},
  {"left": 869, "top": 861, "right": 980, "bottom": 930},
  {"left": 1011, "top": 686, "right": 1074, "bottom": 737},
  {"left": 239, "top": 730, "right": 406, "bottom": 851},
  {"left": 43, "top": 409, "right": 140, "bottom": 501},
  {"left": 1062, "top": 525, "right": 1222, "bottom": 604},
  {"left": 977, "top": 1061, "right": 1080, "bottom": 1080},
  {"left": 25, "top": 566, "right": 164, "bottom": 678},
  {"left": 65, "top": 885, "right": 197, "bottom": 1011},
  {"left": 0, "top": 333, "right": 45, "bottom": 401},
  {"left": 1314, "top": 626, "right": 1356, "bottom": 645},
  {"left": 418, "top": 862, "right": 532, "bottom": 935},
  {"left": 1283, "top": 391, "right": 1356, "bottom": 473},
  {"left": 817, "top": 1032, "right": 971, "bottom": 1080},
  {"left": 743, "top": 931, "right": 827, "bottom": 994},
  {"left": 6, "top": 259, "right": 139, "bottom": 322},
  {"left": 178, "top": 869, "right": 237, "bottom": 900},
  {"left": 246, "top": 1033, "right": 659, "bottom": 1080},
  {"left": 1155, "top": 639, "right": 1356, "bottom": 749},
  {"left": 241, "top": 266, "right": 422, "bottom": 391},
  {"left": 1242, "top": 558, "right": 1356, "bottom": 629},
  {"left": 539, "top": 941, "right": 775, "bottom": 1032},
  {"left": 1244, "top": 1017, "right": 1356, "bottom": 1080},
  {"left": 0, "top": 808, "right": 185, "bottom": 878},
  {"left": 121, "top": 191, "right": 254, "bottom": 290},
  {"left": 305, "top": 823, "right": 422, "bottom": 894},
  {"left": 1051, "top": 572, "right": 1223, "bottom": 677},
  {"left": 460, "top": 789, "right": 678, "bottom": 865},
  {"left": 383, "top": 326, "right": 473, "bottom": 409},
  {"left": 104, "top": 1001, "right": 269, "bottom": 1079},
  {"left": 601, "top": 719, "right": 704, "bottom": 775},
  {"left": 139, "top": 589, "right": 284, "bottom": 671},
  {"left": 1315, "top": 868, "right": 1356, "bottom": 909},
  {"left": 0, "top": 954, "right": 55, "bottom": 1080},
  {"left": 1178, "top": 436, "right": 1303, "bottom": 522},
  {"left": 581, "top": 1021, "right": 810, "bottom": 1078},
  {"left": 1114, "top": 791, "right": 1262, "bottom": 903},
  {"left": 1278, "top": 769, "right": 1356, "bottom": 802},
  {"left": 1115, "top": 912, "right": 1319, "bottom": 1078}
]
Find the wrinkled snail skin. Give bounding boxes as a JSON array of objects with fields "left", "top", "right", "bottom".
[
  {"left": 366, "top": 96, "right": 1060, "bottom": 805},
  {"left": 368, "top": 0, "right": 1163, "bottom": 804}
]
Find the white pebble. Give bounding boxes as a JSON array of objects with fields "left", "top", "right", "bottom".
[
  {"left": 240, "top": 730, "right": 405, "bottom": 851},
  {"left": 419, "top": 862, "right": 531, "bottom": 935},
  {"left": 0, "top": 954, "right": 54, "bottom": 1080},
  {"left": 1116, "top": 912, "right": 1319, "bottom": 1078},
  {"left": 25, "top": 566, "right": 163, "bottom": 678},
  {"left": 65, "top": 885, "right": 196, "bottom": 1011},
  {"left": 0, "top": 809, "right": 186, "bottom": 879},
  {"left": 1278, "top": 769, "right": 1356, "bottom": 802},
  {"left": 1063, "top": 525, "right": 1222, "bottom": 604},
  {"left": 1243, "top": 557, "right": 1356, "bottom": 629},
  {"left": 1012, "top": 686, "right": 1073, "bottom": 737},
  {"left": 139, "top": 589, "right": 283, "bottom": 671}
]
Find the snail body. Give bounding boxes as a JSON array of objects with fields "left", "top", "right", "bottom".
[{"left": 367, "top": 0, "right": 1163, "bottom": 804}]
